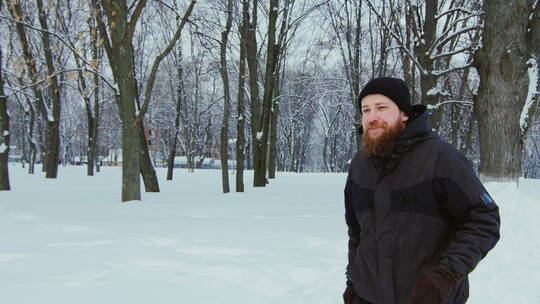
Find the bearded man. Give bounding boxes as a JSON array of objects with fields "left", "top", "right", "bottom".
[{"left": 342, "top": 77, "right": 500, "bottom": 304}]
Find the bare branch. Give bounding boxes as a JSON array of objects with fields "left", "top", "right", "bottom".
[
  {"left": 6, "top": 67, "right": 116, "bottom": 96},
  {"left": 430, "top": 62, "right": 473, "bottom": 76},
  {"left": 426, "top": 99, "right": 474, "bottom": 110},
  {"left": 430, "top": 24, "right": 482, "bottom": 57},
  {"left": 430, "top": 45, "right": 473, "bottom": 60},
  {"left": 137, "top": 0, "right": 197, "bottom": 121},
  {"left": 436, "top": 7, "right": 479, "bottom": 20},
  {"left": 364, "top": 0, "right": 425, "bottom": 74},
  {"left": 125, "top": 0, "right": 148, "bottom": 39}
]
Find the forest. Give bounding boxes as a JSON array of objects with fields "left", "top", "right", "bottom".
[{"left": 0, "top": 0, "right": 538, "bottom": 201}]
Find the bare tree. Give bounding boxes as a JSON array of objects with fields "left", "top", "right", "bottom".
[
  {"left": 218, "top": 0, "right": 233, "bottom": 193},
  {"left": 92, "top": 0, "right": 195, "bottom": 201},
  {"left": 235, "top": 0, "right": 249, "bottom": 192},
  {"left": 268, "top": 0, "right": 325, "bottom": 178},
  {"left": 166, "top": 45, "right": 184, "bottom": 181},
  {"left": 252, "top": 0, "right": 279, "bottom": 187},
  {"left": 7, "top": 0, "right": 63, "bottom": 178},
  {"left": 366, "top": 0, "right": 482, "bottom": 131},
  {"left": 0, "top": 5, "right": 10, "bottom": 190},
  {"left": 474, "top": 0, "right": 536, "bottom": 181},
  {"left": 327, "top": 0, "right": 363, "bottom": 149}
]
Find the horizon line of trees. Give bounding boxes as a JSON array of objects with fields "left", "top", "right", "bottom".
[{"left": 0, "top": 0, "right": 538, "bottom": 201}]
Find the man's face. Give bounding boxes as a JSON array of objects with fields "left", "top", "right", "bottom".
[
  {"left": 360, "top": 94, "right": 409, "bottom": 157},
  {"left": 361, "top": 94, "right": 409, "bottom": 138}
]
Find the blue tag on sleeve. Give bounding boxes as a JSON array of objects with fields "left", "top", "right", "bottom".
[{"left": 480, "top": 192, "right": 495, "bottom": 205}]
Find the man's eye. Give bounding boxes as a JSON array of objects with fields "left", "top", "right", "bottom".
[{"left": 362, "top": 109, "right": 370, "bottom": 113}]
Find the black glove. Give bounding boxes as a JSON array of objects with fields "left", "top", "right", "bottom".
[
  {"left": 409, "top": 266, "right": 461, "bottom": 304},
  {"left": 343, "top": 280, "right": 356, "bottom": 304}
]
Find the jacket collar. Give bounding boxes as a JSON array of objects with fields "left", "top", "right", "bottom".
[{"left": 382, "top": 105, "right": 435, "bottom": 161}]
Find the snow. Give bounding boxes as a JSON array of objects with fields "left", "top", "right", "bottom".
[
  {"left": 256, "top": 131, "right": 263, "bottom": 140},
  {"left": 3, "top": 130, "right": 8, "bottom": 136},
  {"left": 1, "top": 166, "right": 539, "bottom": 303},
  {"left": 426, "top": 86, "right": 451, "bottom": 97},
  {"left": 426, "top": 100, "right": 473, "bottom": 110},
  {"left": 47, "top": 112, "right": 55, "bottom": 122},
  {"left": 0, "top": 142, "right": 7, "bottom": 153},
  {"left": 520, "top": 58, "right": 539, "bottom": 132},
  {"left": 426, "top": 88, "right": 439, "bottom": 96}
]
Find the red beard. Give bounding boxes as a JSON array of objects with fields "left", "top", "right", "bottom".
[{"left": 361, "top": 119, "right": 406, "bottom": 158}]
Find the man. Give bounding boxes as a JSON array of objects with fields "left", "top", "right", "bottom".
[{"left": 343, "top": 77, "right": 500, "bottom": 304}]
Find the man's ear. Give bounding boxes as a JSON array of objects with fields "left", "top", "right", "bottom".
[{"left": 401, "top": 112, "right": 410, "bottom": 122}]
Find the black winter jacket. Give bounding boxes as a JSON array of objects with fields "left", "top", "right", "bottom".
[{"left": 345, "top": 106, "right": 500, "bottom": 304}]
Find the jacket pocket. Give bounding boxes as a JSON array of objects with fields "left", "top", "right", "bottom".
[
  {"left": 390, "top": 180, "right": 442, "bottom": 217},
  {"left": 350, "top": 182, "right": 374, "bottom": 214}
]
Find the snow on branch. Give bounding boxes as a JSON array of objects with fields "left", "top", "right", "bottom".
[
  {"left": 426, "top": 87, "right": 451, "bottom": 97},
  {"left": 0, "top": 143, "right": 8, "bottom": 154},
  {"left": 430, "top": 25, "right": 482, "bottom": 58},
  {"left": 430, "top": 62, "right": 473, "bottom": 76},
  {"left": 427, "top": 100, "right": 473, "bottom": 110},
  {"left": 520, "top": 58, "right": 539, "bottom": 133},
  {"left": 430, "top": 46, "right": 474, "bottom": 60}
]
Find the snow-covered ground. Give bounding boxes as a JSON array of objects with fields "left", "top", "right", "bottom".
[{"left": 0, "top": 165, "right": 538, "bottom": 303}]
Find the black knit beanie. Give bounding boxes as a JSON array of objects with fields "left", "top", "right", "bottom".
[{"left": 358, "top": 77, "right": 413, "bottom": 117}]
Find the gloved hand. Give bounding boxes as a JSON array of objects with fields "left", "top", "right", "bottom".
[
  {"left": 343, "top": 280, "right": 356, "bottom": 304},
  {"left": 408, "top": 266, "right": 461, "bottom": 304}
]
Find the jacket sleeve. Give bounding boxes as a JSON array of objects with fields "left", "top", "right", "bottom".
[
  {"left": 434, "top": 148, "right": 501, "bottom": 277},
  {"left": 345, "top": 170, "right": 361, "bottom": 280}
]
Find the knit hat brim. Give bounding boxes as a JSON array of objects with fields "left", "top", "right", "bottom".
[{"left": 358, "top": 77, "right": 413, "bottom": 117}]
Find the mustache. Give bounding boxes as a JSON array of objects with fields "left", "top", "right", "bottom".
[{"left": 367, "top": 122, "right": 387, "bottom": 129}]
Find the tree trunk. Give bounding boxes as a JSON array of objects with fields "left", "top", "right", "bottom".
[
  {"left": 27, "top": 104, "right": 37, "bottom": 174},
  {"left": 268, "top": 66, "right": 280, "bottom": 179},
  {"left": 402, "top": 1, "right": 415, "bottom": 101},
  {"left": 38, "top": 119, "right": 46, "bottom": 172},
  {"left": 235, "top": 0, "right": 248, "bottom": 192},
  {"left": 36, "top": 0, "right": 61, "bottom": 179},
  {"left": 94, "top": 0, "right": 147, "bottom": 201},
  {"left": 138, "top": 120, "right": 159, "bottom": 192},
  {"left": 245, "top": 0, "right": 262, "bottom": 185},
  {"left": 474, "top": 0, "right": 532, "bottom": 182},
  {"left": 166, "top": 133, "right": 178, "bottom": 180},
  {"left": 322, "top": 135, "right": 329, "bottom": 172},
  {"left": 86, "top": 15, "right": 101, "bottom": 176},
  {"left": 167, "top": 48, "right": 183, "bottom": 181},
  {"left": 121, "top": 113, "right": 141, "bottom": 202},
  {"left": 167, "top": 139, "right": 178, "bottom": 180},
  {"left": 9, "top": 0, "right": 59, "bottom": 178},
  {"left": 92, "top": 73, "right": 101, "bottom": 174},
  {"left": 87, "top": 113, "right": 96, "bottom": 176},
  {"left": 414, "top": 0, "right": 440, "bottom": 129},
  {"left": 219, "top": 0, "right": 233, "bottom": 193},
  {"left": 130, "top": 54, "right": 160, "bottom": 193},
  {"left": 44, "top": 121, "right": 60, "bottom": 178},
  {"left": 253, "top": 0, "right": 279, "bottom": 187},
  {"left": 0, "top": 47, "right": 10, "bottom": 191},
  {"left": 523, "top": 0, "right": 540, "bottom": 140}
]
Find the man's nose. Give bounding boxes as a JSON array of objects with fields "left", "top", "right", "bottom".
[{"left": 365, "top": 112, "right": 379, "bottom": 123}]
